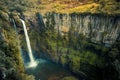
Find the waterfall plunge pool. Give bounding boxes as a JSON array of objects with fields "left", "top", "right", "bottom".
[{"left": 25, "top": 59, "right": 77, "bottom": 80}]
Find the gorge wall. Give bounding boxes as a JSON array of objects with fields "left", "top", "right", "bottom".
[
  {"left": 43, "top": 13, "right": 120, "bottom": 46},
  {"left": 22, "top": 12, "right": 120, "bottom": 80}
]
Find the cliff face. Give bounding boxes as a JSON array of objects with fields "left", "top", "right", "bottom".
[
  {"left": 43, "top": 13, "right": 120, "bottom": 46},
  {"left": 22, "top": 12, "right": 120, "bottom": 80}
]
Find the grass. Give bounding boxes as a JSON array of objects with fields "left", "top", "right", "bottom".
[
  {"left": 64, "top": 3, "right": 100, "bottom": 14},
  {"left": 0, "top": 0, "right": 120, "bottom": 15},
  {"left": 19, "top": 0, "right": 120, "bottom": 16},
  {"left": 27, "top": 0, "right": 119, "bottom": 15}
]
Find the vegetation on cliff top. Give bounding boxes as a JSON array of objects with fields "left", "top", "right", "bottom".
[
  {"left": 0, "top": 0, "right": 120, "bottom": 15},
  {"left": 38, "top": 0, "right": 120, "bottom": 15}
]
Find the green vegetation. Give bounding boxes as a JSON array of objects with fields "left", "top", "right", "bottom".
[
  {"left": 0, "top": 0, "right": 120, "bottom": 15},
  {"left": 38, "top": 0, "right": 120, "bottom": 15}
]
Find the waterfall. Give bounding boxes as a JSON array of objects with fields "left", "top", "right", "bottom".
[
  {"left": 12, "top": 19, "right": 18, "bottom": 34},
  {"left": 20, "top": 19, "right": 37, "bottom": 67}
]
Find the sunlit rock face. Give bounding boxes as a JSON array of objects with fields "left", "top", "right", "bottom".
[{"left": 44, "top": 13, "right": 120, "bottom": 46}]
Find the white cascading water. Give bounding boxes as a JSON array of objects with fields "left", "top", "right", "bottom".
[{"left": 20, "top": 19, "right": 37, "bottom": 68}]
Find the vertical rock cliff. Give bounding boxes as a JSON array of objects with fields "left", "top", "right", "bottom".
[
  {"left": 44, "top": 13, "right": 120, "bottom": 46},
  {"left": 22, "top": 12, "right": 120, "bottom": 80}
]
